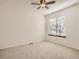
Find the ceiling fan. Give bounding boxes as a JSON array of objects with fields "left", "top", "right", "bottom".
[{"left": 31, "top": 0, "right": 55, "bottom": 9}]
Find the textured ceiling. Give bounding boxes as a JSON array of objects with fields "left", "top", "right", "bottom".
[
  {"left": 0, "top": 0, "right": 78, "bottom": 14},
  {"left": 0, "top": 0, "right": 70, "bottom": 9}
]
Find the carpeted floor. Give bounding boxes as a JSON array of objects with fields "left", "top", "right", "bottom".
[{"left": 0, "top": 41, "right": 79, "bottom": 59}]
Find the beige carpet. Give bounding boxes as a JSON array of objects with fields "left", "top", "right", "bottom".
[{"left": 0, "top": 41, "right": 79, "bottom": 59}]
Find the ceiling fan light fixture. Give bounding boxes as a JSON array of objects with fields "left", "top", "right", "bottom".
[
  {"left": 40, "top": 4, "right": 46, "bottom": 7},
  {"left": 31, "top": 0, "right": 55, "bottom": 9}
]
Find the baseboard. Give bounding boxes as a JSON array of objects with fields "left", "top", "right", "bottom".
[
  {"left": 47, "top": 40, "right": 79, "bottom": 51},
  {"left": 0, "top": 40, "right": 45, "bottom": 50}
]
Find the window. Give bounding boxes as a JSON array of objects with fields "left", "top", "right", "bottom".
[{"left": 48, "top": 16, "right": 66, "bottom": 38}]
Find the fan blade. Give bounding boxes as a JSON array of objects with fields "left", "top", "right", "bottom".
[
  {"left": 37, "top": 6, "right": 41, "bottom": 9},
  {"left": 45, "top": 6, "right": 49, "bottom": 9},
  {"left": 46, "top": 1, "right": 55, "bottom": 5},
  {"left": 31, "top": 3, "right": 40, "bottom": 5}
]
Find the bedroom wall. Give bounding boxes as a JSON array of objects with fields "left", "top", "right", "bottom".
[
  {"left": 45, "top": 3, "right": 79, "bottom": 50},
  {"left": 0, "top": 0, "right": 45, "bottom": 49}
]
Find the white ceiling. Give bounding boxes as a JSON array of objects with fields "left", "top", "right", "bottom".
[
  {"left": 44, "top": 0, "right": 79, "bottom": 15},
  {"left": 0, "top": 0, "right": 79, "bottom": 15}
]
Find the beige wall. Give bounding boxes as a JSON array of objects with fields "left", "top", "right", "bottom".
[
  {"left": 0, "top": 5, "right": 45, "bottom": 49},
  {"left": 45, "top": 3, "right": 79, "bottom": 50}
]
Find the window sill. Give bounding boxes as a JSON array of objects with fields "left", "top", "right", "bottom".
[{"left": 48, "top": 34, "right": 66, "bottom": 38}]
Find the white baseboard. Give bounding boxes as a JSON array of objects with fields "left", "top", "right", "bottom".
[{"left": 0, "top": 40, "right": 45, "bottom": 50}]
